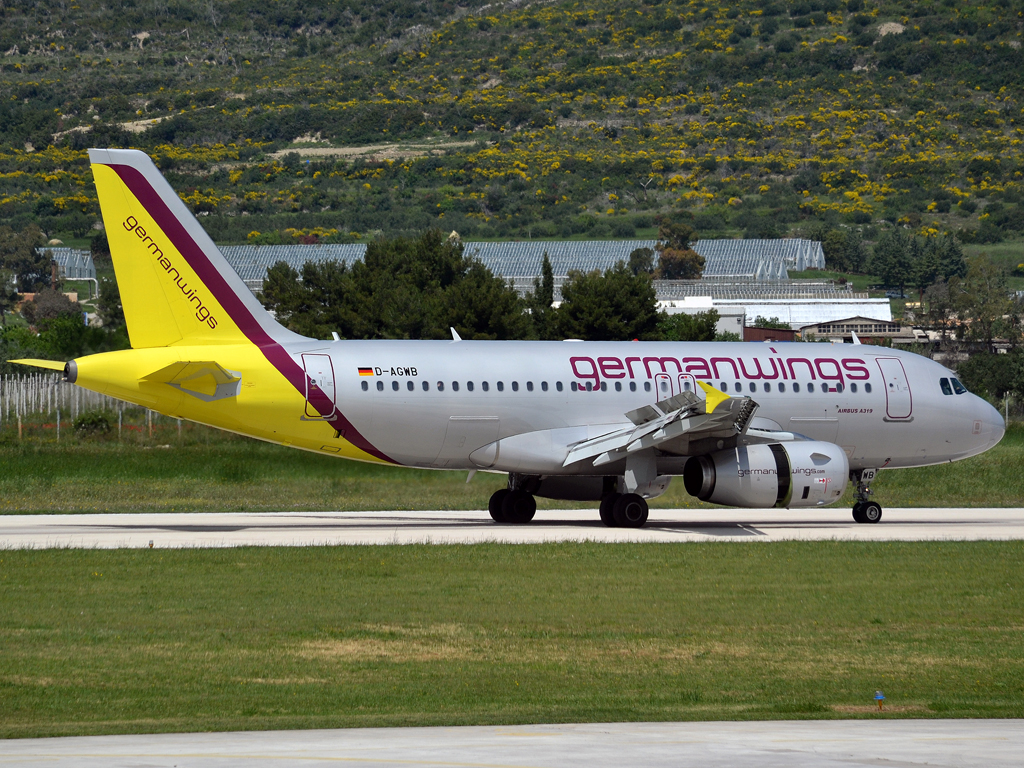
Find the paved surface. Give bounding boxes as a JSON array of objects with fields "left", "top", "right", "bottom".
[
  {"left": 1, "top": 508, "right": 1023, "bottom": 548},
  {"left": 1, "top": 720, "right": 1022, "bottom": 767}
]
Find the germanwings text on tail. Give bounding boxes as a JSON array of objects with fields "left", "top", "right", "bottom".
[{"left": 14, "top": 149, "right": 1005, "bottom": 528}]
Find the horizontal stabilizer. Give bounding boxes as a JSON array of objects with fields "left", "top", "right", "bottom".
[
  {"left": 9, "top": 358, "right": 67, "bottom": 372},
  {"left": 142, "top": 361, "right": 241, "bottom": 402}
]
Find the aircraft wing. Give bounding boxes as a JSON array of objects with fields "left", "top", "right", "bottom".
[{"left": 562, "top": 381, "right": 797, "bottom": 469}]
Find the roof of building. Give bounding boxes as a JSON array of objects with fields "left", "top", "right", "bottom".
[
  {"left": 38, "top": 248, "right": 96, "bottom": 281},
  {"left": 711, "top": 299, "right": 893, "bottom": 330},
  {"left": 220, "top": 238, "right": 831, "bottom": 292}
]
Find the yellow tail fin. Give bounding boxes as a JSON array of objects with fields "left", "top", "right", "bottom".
[{"left": 89, "top": 149, "right": 297, "bottom": 349}]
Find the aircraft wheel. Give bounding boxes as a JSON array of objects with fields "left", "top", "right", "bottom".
[
  {"left": 862, "top": 501, "right": 883, "bottom": 524},
  {"left": 502, "top": 490, "right": 537, "bottom": 524},
  {"left": 613, "top": 493, "right": 649, "bottom": 528},
  {"left": 852, "top": 503, "right": 867, "bottom": 524},
  {"left": 488, "top": 489, "right": 509, "bottom": 523},
  {"left": 599, "top": 494, "right": 620, "bottom": 527}
]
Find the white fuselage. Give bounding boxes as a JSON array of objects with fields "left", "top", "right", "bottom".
[{"left": 287, "top": 339, "right": 1005, "bottom": 473}]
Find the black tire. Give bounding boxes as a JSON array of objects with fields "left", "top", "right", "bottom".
[
  {"left": 613, "top": 493, "right": 649, "bottom": 528},
  {"left": 862, "top": 501, "right": 882, "bottom": 524},
  {"left": 599, "top": 494, "right": 620, "bottom": 527},
  {"left": 502, "top": 490, "right": 537, "bottom": 524},
  {"left": 852, "top": 503, "right": 867, "bottom": 524},
  {"left": 488, "top": 489, "right": 509, "bottom": 523}
]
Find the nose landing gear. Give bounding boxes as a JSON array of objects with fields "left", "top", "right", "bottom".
[{"left": 851, "top": 468, "right": 882, "bottom": 524}]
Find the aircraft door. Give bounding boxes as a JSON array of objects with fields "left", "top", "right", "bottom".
[
  {"left": 876, "top": 357, "right": 912, "bottom": 420},
  {"left": 654, "top": 373, "right": 674, "bottom": 400},
  {"left": 301, "top": 353, "right": 337, "bottom": 419}
]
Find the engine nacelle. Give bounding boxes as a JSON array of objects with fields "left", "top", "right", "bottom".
[{"left": 683, "top": 441, "right": 849, "bottom": 508}]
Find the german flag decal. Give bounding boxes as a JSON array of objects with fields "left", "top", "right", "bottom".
[{"left": 358, "top": 367, "right": 374, "bottom": 376}]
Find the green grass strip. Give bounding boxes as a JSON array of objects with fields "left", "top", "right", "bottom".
[
  {"left": 1, "top": 541, "right": 1023, "bottom": 738},
  {"left": 2, "top": 423, "right": 1022, "bottom": 514}
]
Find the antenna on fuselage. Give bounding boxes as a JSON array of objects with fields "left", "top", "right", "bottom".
[{"left": 450, "top": 327, "right": 462, "bottom": 342}]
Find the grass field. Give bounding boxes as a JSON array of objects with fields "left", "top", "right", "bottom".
[
  {"left": 1, "top": 418, "right": 1021, "bottom": 514},
  {"left": 1, "top": 542, "right": 1022, "bottom": 738}
]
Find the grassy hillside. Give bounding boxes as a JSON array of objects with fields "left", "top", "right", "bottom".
[{"left": 1, "top": 0, "right": 1023, "bottom": 244}]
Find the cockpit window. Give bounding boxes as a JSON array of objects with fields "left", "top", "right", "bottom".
[
  {"left": 951, "top": 378, "right": 967, "bottom": 395},
  {"left": 940, "top": 377, "right": 953, "bottom": 396}
]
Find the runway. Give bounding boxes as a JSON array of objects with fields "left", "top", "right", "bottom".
[
  {"left": 1, "top": 720, "right": 1022, "bottom": 767},
  {"left": 2, "top": 507, "right": 1023, "bottom": 548}
]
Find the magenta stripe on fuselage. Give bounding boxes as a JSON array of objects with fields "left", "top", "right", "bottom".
[{"left": 107, "top": 163, "right": 395, "bottom": 464}]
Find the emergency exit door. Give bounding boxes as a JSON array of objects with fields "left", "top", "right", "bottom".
[
  {"left": 876, "top": 357, "right": 912, "bottom": 420},
  {"left": 301, "top": 353, "right": 337, "bottom": 419}
]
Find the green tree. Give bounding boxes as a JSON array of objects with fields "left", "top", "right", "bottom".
[
  {"left": 527, "top": 252, "right": 557, "bottom": 339},
  {"left": 658, "top": 310, "right": 719, "bottom": 341},
  {"left": 751, "top": 315, "right": 790, "bottom": 330},
  {"left": 20, "top": 288, "right": 82, "bottom": 330},
  {"left": 628, "top": 247, "right": 655, "bottom": 276},
  {"left": 0, "top": 224, "right": 49, "bottom": 293},
  {"left": 870, "top": 229, "right": 914, "bottom": 295},
  {"left": 951, "top": 254, "right": 1010, "bottom": 353},
  {"left": 556, "top": 262, "right": 662, "bottom": 341},
  {"left": 653, "top": 214, "right": 704, "bottom": 280}
]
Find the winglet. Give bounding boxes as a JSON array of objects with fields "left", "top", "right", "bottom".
[
  {"left": 697, "top": 380, "right": 730, "bottom": 413},
  {"left": 10, "top": 359, "right": 67, "bottom": 372}
]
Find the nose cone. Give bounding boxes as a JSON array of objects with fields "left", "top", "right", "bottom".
[{"left": 975, "top": 397, "right": 1005, "bottom": 454}]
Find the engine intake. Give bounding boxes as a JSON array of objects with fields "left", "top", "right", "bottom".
[{"left": 683, "top": 441, "right": 848, "bottom": 508}]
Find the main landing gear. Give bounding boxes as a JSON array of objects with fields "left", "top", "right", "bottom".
[
  {"left": 488, "top": 488, "right": 536, "bottom": 524},
  {"left": 599, "top": 492, "right": 649, "bottom": 529},
  {"left": 851, "top": 468, "right": 882, "bottom": 524}
]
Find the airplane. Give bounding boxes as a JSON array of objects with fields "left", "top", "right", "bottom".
[{"left": 14, "top": 149, "right": 1005, "bottom": 527}]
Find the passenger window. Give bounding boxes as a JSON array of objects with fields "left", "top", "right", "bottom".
[
  {"left": 615, "top": 382, "right": 622, "bottom": 392},
  {"left": 734, "top": 382, "right": 742, "bottom": 393},
  {"left": 556, "top": 382, "right": 563, "bottom": 392},
  {"left": 720, "top": 382, "right": 727, "bottom": 392},
  {"left": 629, "top": 382, "right": 637, "bottom": 392},
  {"left": 527, "top": 382, "right": 534, "bottom": 392},
  {"left": 749, "top": 382, "right": 756, "bottom": 393},
  {"left": 437, "top": 381, "right": 444, "bottom": 392},
  {"left": 481, "top": 381, "right": 489, "bottom": 392},
  {"left": 422, "top": 381, "right": 429, "bottom": 391},
  {"left": 377, "top": 380, "right": 384, "bottom": 391},
  {"left": 850, "top": 383, "right": 857, "bottom": 393},
  {"left": 392, "top": 381, "right": 399, "bottom": 391},
  {"left": 452, "top": 381, "right": 459, "bottom": 392},
  {"left": 793, "top": 382, "right": 800, "bottom": 393},
  {"left": 406, "top": 380, "right": 414, "bottom": 392},
  {"left": 497, "top": 381, "right": 504, "bottom": 392},
  {"left": 764, "top": 382, "right": 771, "bottom": 392},
  {"left": 822, "top": 384, "right": 829, "bottom": 393},
  {"left": 951, "top": 378, "right": 967, "bottom": 395},
  {"left": 865, "top": 383, "right": 872, "bottom": 393},
  {"left": 541, "top": 381, "right": 548, "bottom": 391},
  {"left": 571, "top": 382, "right": 578, "bottom": 392},
  {"left": 512, "top": 381, "right": 519, "bottom": 392},
  {"left": 835, "top": 383, "right": 843, "bottom": 393},
  {"left": 808, "top": 383, "right": 815, "bottom": 392},
  {"left": 779, "top": 382, "right": 786, "bottom": 393},
  {"left": 587, "top": 382, "right": 594, "bottom": 392},
  {"left": 644, "top": 382, "right": 651, "bottom": 392},
  {"left": 600, "top": 381, "right": 607, "bottom": 392},
  {"left": 361, "top": 381, "right": 368, "bottom": 391},
  {"left": 467, "top": 381, "right": 475, "bottom": 392}
]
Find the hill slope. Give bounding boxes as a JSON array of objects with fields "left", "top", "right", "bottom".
[{"left": 0, "top": 0, "right": 1022, "bottom": 244}]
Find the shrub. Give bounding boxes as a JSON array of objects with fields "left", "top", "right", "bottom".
[{"left": 73, "top": 412, "right": 111, "bottom": 438}]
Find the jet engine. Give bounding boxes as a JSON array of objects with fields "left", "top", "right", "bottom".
[{"left": 683, "top": 441, "right": 848, "bottom": 508}]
